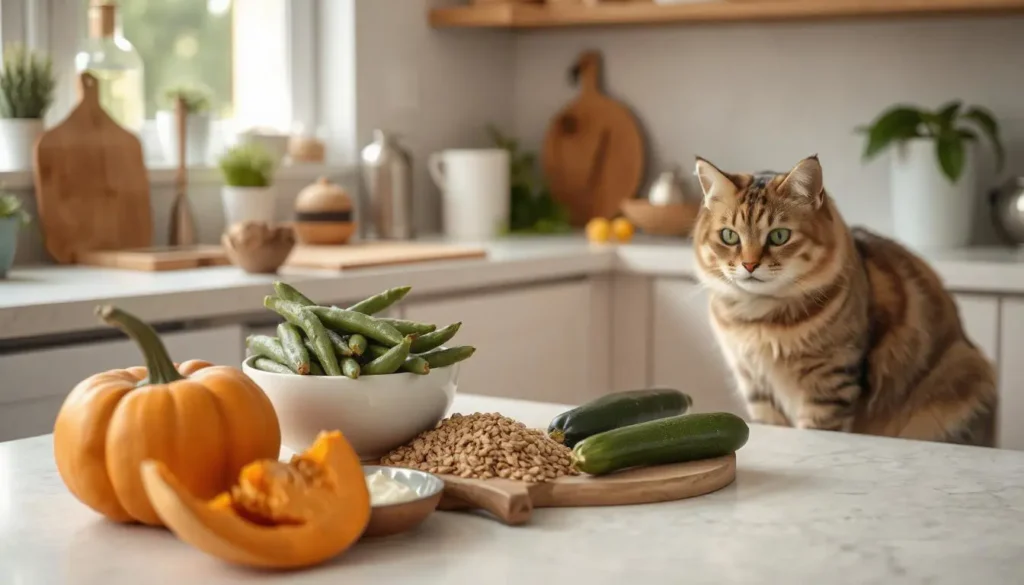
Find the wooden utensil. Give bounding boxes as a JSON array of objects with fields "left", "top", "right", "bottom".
[
  {"left": 436, "top": 454, "right": 736, "bottom": 525},
  {"left": 284, "top": 241, "right": 487, "bottom": 271},
  {"left": 542, "top": 50, "right": 645, "bottom": 226},
  {"left": 33, "top": 72, "right": 152, "bottom": 264},
  {"left": 168, "top": 96, "right": 197, "bottom": 247}
]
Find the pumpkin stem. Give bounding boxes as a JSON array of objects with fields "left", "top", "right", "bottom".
[{"left": 96, "top": 305, "right": 184, "bottom": 385}]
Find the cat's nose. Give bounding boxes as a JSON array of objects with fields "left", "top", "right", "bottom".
[{"left": 742, "top": 262, "right": 760, "bottom": 273}]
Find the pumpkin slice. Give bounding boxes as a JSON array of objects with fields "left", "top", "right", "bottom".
[{"left": 141, "top": 430, "right": 370, "bottom": 569}]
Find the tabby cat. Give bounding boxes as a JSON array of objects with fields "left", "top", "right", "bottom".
[{"left": 691, "top": 155, "right": 997, "bottom": 446}]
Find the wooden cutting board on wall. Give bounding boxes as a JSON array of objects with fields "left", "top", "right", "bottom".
[
  {"left": 542, "top": 49, "right": 645, "bottom": 226},
  {"left": 33, "top": 72, "right": 152, "bottom": 264}
]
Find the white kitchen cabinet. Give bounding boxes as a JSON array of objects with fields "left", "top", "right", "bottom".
[
  {"left": 952, "top": 293, "right": 999, "bottom": 364},
  {"left": 401, "top": 280, "right": 600, "bottom": 405},
  {"left": 651, "top": 278, "right": 746, "bottom": 417},
  {"left": 0, "top": 325, "right": 245, "bottom": 442},
  {"left": 999, "top": 299, "right": 1024, "bottom": 450}
]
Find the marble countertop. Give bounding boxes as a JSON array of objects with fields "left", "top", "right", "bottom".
[
  {"left": 3, "top": 235, "right": 1024, "bottom": 340},
  {"left": 3, "top": 393, "right": 1023, "bottom": 584}
]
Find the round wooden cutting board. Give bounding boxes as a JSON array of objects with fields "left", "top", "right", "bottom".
[
  {"left": 436, "top": 453, "right": 736, "bottom": 525},
  {"left": 542, "top": 49, "right": 645, "bottom": 226}
]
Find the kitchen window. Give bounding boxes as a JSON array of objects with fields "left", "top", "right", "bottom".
[{"left": 0, "top": 0, "right": 317, "bottom": 167}]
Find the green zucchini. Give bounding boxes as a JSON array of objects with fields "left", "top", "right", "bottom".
[
  {"left": 571, "top": 412, "right": 750, "bottom": 476},
  {"left": 547, "top": 388, "right": 693, "bottom": 448}
]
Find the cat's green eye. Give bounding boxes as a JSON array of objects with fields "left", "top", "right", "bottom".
[
  {"left": 768, "top": 228, "right": 791, "bottom": 246},
  {"left": 720, "top": 228, "right": 740, "bottom": 245}
]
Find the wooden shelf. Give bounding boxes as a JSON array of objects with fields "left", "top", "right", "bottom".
[{"left": 429, "top": 0, "right": 1024, "bottom": 29}]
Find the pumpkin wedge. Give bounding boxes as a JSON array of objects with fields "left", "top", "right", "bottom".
[
  {"left": 53, "top": 305, "right": 281, "bottom": 526},
  {"left": 141, "top": 430, "right": 371, "bottom": 570}
]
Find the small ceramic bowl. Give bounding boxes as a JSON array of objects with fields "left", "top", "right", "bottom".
[
  {"left": 620, "top": 199, "right": 700, "bottom": 237},
  {"left": 362, "top": 465, "right": 445, "bottom": 538},
  {"left": 242, "top": 355, "right": 459, "bottom": 460},
  {"left": 221, "top": 221, "right": 295, "bottom": 274}
]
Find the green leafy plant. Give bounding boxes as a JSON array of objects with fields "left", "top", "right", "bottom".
[
  {"left": 858, "top": 100, "right": 1004, "bottom": 183},
  {"left": 161, "top": 83, "right": 212, "bottom": 114},
  {"left": 0, "top": 42, "right": 56, "bottom": 119},
  {"left": 218, "top": 142, "right": 276, "bottom": 188},
  {"left": 485, "top": 124, "right": 570, "bottom": 235},
  {"left": 0, "top": 192, "right": 31, "bottom": 226}
]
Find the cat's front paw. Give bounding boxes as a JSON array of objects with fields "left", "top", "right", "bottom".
[{"left": 749, "top": 405, "right": 790, "bottom": 426}]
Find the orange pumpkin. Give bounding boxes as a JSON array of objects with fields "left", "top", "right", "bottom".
[
  {"left": 53, "top": 305, "right": 282, "bottom": 526},
  {"left": 141, "top": 430, "right": 371, "bottom": 569}
]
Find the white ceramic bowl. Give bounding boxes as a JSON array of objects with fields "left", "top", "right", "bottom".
[{"left": 242, "top": 355, "right": 458, "bottom": 460}]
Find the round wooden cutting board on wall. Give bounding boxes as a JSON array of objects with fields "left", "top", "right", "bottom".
[{"left": 542, "top": 49, "right": 646, "bottom": 227}]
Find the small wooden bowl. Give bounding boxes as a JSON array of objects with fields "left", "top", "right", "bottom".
[
  {"left": 221, "top": 221, "right": 296, "bottom": 274},
  {"left": 362, "top": 466, "right": 445, "bottom": 538},
  {"left": 620, "top": 199, "right": 700, "bottom": 237}
]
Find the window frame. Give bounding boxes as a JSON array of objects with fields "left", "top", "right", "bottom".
[{"left": 1, "top": 0, "right": 319, "bottom": 166}]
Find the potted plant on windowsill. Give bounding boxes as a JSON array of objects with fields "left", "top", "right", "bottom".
[
  {"left": 858, "top": 100, "right": 1004, "bottom": 251},
  {"left": 218, "top": 141, "right": 277, "bottom": 228},
  {"left": 156, "top": 83, "right": 213, "bottom": 166},
  {"left": 0, "top": 191, "right": 31, "bottom": 278},
  {"left": 0, "top": 43, "right": 56, "bottom": 171}
]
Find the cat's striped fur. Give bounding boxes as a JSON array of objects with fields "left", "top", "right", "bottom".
[{"left": 692, "top": 155, "right": 997, "bottom": 446}]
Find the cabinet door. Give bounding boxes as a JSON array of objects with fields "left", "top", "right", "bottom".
[
  {"left": 651, "top": 279, "right": 746, "bottom": 417},
  {"left": 952, "top": 293, "right": 998, "bottom": 364},
  {"left": 402, "top": 281, "right": 595, "bottom": 406},
  {"left": 999, "top": 299, "right": 1024, "bottom": 450},
  {"left": 0, "top": 325, "right": 245, "bottom": 442}
]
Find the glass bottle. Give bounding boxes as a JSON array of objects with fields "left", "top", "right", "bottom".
[{"left": 74, "top": 0, "right": 145, "bottom": 133}]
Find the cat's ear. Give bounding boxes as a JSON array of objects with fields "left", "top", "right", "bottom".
[
  {"left": 779, "top": 155, "right": 824, "bottom": 208},
  {"left": 694, "top": 157, "right": 740, "bottom": 208}
]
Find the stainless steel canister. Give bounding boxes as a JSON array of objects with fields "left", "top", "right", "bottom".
[{"left": 360, "top": 129, "right": 414, "bottom": 239}]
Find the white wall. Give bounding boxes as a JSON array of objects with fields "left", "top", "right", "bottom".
[
  {"left": 320, "top": 0, "right": 516, "bottom": 235},
  {"left": 511, "top": 16, "right": 1024, "bottom": 245}
]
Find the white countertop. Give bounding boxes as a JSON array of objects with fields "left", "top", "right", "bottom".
[
  {"left": 2, "top": 393, "right": 1023, "bottom": 584},
  {"left": 3, "top": 235, "right": 1024, "bottom": 340}
]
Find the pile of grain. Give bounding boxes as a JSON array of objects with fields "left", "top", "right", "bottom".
[{"left": 381, "top": 412, "right": 579, "bottom": 482}]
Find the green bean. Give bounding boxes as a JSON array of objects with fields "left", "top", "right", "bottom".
[
  {"left": 246, "top": 335, "right": 292, "bottom": 367},
  {"left": 378, "top": 318, "right": 436, "bottom": 336},
  {"left": 362, "top": 336, "right": 413, "bottom": 375},
  {"left": 326, "top": 329, "right": 354, "bottom": 356},
  {"left": 347, "top": 334, "right": 368, "bottom": 356},
  {"left": 418, "top": 346, "right": 476, "bottom": 369},
  {"left": 309, "top": 360, "right": 325, "bottom": 376},
  {"left": 367, "top": 344, "right": 430, "bottom": 375},
  {"left": 309, "top": 306, "right": 404, "bottom": 346},
  {"left": 252, "top": 357, "right": 293, "bottom": 374},
  {"left": 264, "top": 296, "right": 341, "bottom": 376},
  {"left": 409, "top": 322, "right": 462, "bottom": 353},
  {"left": 346, "top": 286, "right": 412, "bottom": 315},
  {"left": 277, "top": 322, "right": 311, "bottom": 375},
  {"left": 273, "top": 281, "right": 315, "bottom": 307},
  {"left": 341, "top": 357, "right": 361, "bottom": 379}
]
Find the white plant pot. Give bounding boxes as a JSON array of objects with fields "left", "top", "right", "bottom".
[
  {"left": 890, "top": 138, "right": 977, "bottom": 251},
  {"left": 0, "top": 119, "right": 44, "bottom": 171},
  {"left": 221, "top": 185, "right": 277, "bottom": 228},
  {"left": 155, "top": 111, "right": 212, "bottom": 166}
]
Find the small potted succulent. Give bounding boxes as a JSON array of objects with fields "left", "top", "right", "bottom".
[
  {"left": 0, "top": 43, "right": 56, "bottom": 171},
  {"left": 156, "top": 83, "right": 213, "bottom": 166},
  {"left": 858, "top": 100, "right": 1004, "bottom": 250},
  {"left": 0, "top": 192, "right": 31, "bottom": 278},
  {"left": 218, "top": 141, "right": 278, "bottom": 228}
]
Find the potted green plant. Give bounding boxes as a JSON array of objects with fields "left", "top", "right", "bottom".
[
  {"left": 859, "top": 100, "right": 1004, "bottom": 250},
  {"left": 156, "top": 83, "right": 213, "bottom": 166},
  {"left": 0, "top": 192, "right": 31, "bottom": 278},
  {"left": 485, "top": 125, "right": 570, "bottom": 235},
  {"left": 0, "top": 43, "right": 55, "bottom": 171},
  {"left": 218, "top": 142, "right": 278, "bottom": 227}
]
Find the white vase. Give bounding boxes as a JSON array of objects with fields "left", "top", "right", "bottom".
[
  {"left": 155, "top": 111, "right": 212, "bottom": 166},
  {"left": 890, "top": 138, "right": 977, "bottom": 251},
  {"left": 221, "top": 185, "right": 277, "bottom": 228},
  {"left": 0, "top": 119, "right": 44, "bottom": 171}
]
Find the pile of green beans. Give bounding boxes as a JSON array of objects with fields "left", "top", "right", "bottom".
[{"left": 246, "top": 281, "right": 476, "bottom": 379}]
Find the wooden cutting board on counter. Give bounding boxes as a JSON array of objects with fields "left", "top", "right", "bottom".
[
  {"left": 284, "top": 242, "right": 487, "bottom": 271},
  {"left": 33, "top": 72, "right": 153, "bottom": 264},
  {"left": 435, "top": 453, "right": 736, "bottom": 525},
  {"left": 76, "top": 245, "right": 230, "bottom": 271},
  {"left": 542, "top": 49, "right": 645, "bottom": 227}
]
